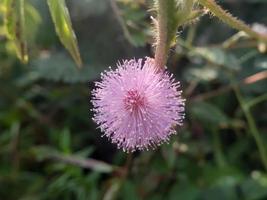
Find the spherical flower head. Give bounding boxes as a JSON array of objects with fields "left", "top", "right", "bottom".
[{"left": 91, "top": 57, "right": 185, "bottom": 152}]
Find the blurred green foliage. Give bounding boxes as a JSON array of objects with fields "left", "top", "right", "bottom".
[{"left": 0, "top": 0, "right": 267, "bottom": 200}]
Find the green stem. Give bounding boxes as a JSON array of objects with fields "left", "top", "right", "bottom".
[
  {"left": 109, "top": 0, "right": 133, "bottom": 45},
  {"left": 222, "top": 32, "right": 247, "bottom": 49},
  {"left": 198, "top": 0, "right": 267, "bottom": 42},
  {"left": 185, "top": 24, "right": 197, "bottom": 47},
  {"left": 246, "top": 93, "right": 267, "bottom": 109},
  {"left": 238, "top": 50, "right": 258, "bottom": 64},
  {"left": 234, "top": 86, "right": 267, "bottom": 171}
]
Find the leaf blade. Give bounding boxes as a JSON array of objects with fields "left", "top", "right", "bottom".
[
  {"left": 47, "top": 0, "right": 82, "bottom": 68},
  {"left": 4, "top": 0, "right": 28, "bottom": 63}
]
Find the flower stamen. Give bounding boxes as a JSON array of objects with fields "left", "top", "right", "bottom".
[{"left": 123, "top": 89, "right": 146, "bottom": 113}]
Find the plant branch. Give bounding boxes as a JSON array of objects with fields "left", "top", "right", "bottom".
[
  {"left": 33, "top": 146, "right": 117, "bottom": 173},
  {"left": 191, "top": 70, "right": 267, "bottom": 101},
  {"left": 154, "top": 0, "right": 168, "bottom": 70},
  {"left": 198, "top": 0, "right": 267, "bottom": 42},
  {"left": 246, "top": 93, "right": 267, "bottom": 109},
  {"left": 109, "top": 0, "right": 133, "bottom": 44},
  {"left": 50, "top": 153, "right": 115, "bottom": 173},
  {"left": 233, "top": 85, "right": 267, "bottom": 171}
]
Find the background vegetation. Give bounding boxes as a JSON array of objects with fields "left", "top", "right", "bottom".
[{"left": 0, "top": 0, "right": 267, "bottom": 199}]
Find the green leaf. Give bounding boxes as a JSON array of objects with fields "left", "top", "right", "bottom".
[
  {"left": 240, "top": 177, "right": 267, "bottom": 200},
  {"left": 59, "top": 129, "right": 71, "bottom": 154},
  {"left": 190, "top": 102, "right": 229, "bottom": 127},
  {"left": 4, "top": 0, "right": 28, "bottom": 63},
  {"left": 32, "top": 52, "right": 103, "bottom": 83},
  {"left": 202, "top": 165, "right": 243, "bottom": 185},
  {"left": 47, "top": 0, "right": 82, "bottom": 67},
  {"left": 155, "top": 0, "right": 194, "bottom": 48},
  {"left": 186, "top": 66, "right": 219, "bottom": 81},
  {"left": 190, "top": 47, "right": 240, "bottom": 70},
  {"left": 24, "top": 2, "right": 42, "bottom": 43},
  {"left": 164, "top": 0, "right": 195, "bottom": 46},
  {"left": 119, "top": 181, "right": 139, "bottom": 200},
  {"left": 168, "top": 183, "right": 199, "bottom": 200}
]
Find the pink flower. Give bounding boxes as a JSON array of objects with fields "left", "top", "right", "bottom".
[{"left": 91, "top": 57, "right": 185, "bottom": 152}]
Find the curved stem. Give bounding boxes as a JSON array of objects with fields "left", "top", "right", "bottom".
[
  {"left": 198, "top": 0, "right": 267, "bottom": 42},
  {"left": 234, "top": 86, "right": 267, "bottom": 171},
  {"left": 246, "top": 94, "right": 267, "bottom": 109}
]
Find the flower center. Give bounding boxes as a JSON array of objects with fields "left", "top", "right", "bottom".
[{"left": 123, "top": 89, "right": 145, "bottom": 113}]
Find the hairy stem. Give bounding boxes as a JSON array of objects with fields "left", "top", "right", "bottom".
[
  {"left": 198, "top": 0, "right": 267, "bottom": 42},
  {"left": 155, "top": 0, "right": 168, "bottom": 70}
]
